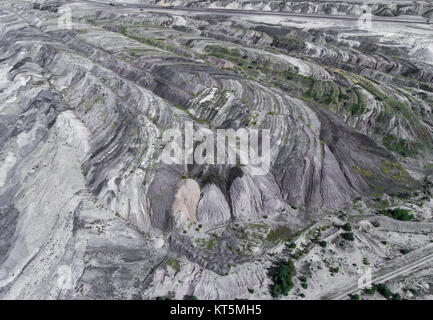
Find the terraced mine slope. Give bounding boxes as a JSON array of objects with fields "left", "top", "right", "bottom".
[{"left": 0, "top": 0, "right": 432, "bottom": 299}]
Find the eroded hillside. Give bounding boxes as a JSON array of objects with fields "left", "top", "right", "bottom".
[{"left": 0, "top": 0, "right": 432, "bottom": 299}]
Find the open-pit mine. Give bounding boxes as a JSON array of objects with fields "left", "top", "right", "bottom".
[{"left": 0, "top": 0, "right": 432, "bottom": 300}]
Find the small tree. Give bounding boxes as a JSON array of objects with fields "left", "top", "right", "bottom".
[
  {"left": 392, "top": 293, "right": 402, "bottom": 300},
  {"left": 342, "top": 232, "right": 355, "bottom": 241},
  {"left": 272, "top": 260, "right": 296, "bottom": 298},
  {"left": 364, "top": 285, "right": 377, "bottom": 295},
  {"left": 377, "top": 283, "right": 393, "bottom": 299},
  {"left": 343, "top": 223, "right": 352, "bottom": 231}
]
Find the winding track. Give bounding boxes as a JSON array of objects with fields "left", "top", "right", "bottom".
[
  {"left": 328, "top": 244, "right": 433, "bottom": 300},
  {"left": 77, "top": 0, "right": 433, "bottom": 25}
]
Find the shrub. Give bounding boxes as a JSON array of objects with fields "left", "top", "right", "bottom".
[
  {"left": 392, "top": 293, "right": 402, "bottom": 300},
  {"left": 341, "top": 232, "right": 355, "bottom": 241},
  {"left": 400, "top": 248, "right": 410, "bottom": 255},
  {"left": 409, "top": 288, "right": 418, "bottom": 296},
  {"left": 272, "top": 260, "right": 296, "bottom": 298},
  {"left": 379, "top": 208, "right": 414, "bottom": 221},
  {"left": 330, "top": 267, "right": 339, "bottom": 274},
  {"left": 377, "top": 283, "right": 393, "bottom": 299},
  {"left": 350, "top": 294, "right": 360, "bottom": 300},
  {"left": 342, "top": 223, "right": 352, "bottom": 231},
  {"left": 319, "top": 241, "right": 327, "bottom": 248},
  {"left": 364, "top": 286, "right": 377, "bottom": 295}
]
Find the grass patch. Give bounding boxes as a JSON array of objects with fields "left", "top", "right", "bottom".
[
  {"left": 166, "top": 257, "right": 181, "bottom": 273},
  {"left": 353, "top": 166, "right": 377, "bottom": 180},
  {"left": 380, "top": 160, "right": 410, "bottom": 184},
  {"left": 271, "top": 36, "right": 306, "bottom": 51},
  {"left": 267, "top": 225, "right": 292, "bottom": 243},
  {"left": 120, "top": 26, "right": 174, "bottom": 52},
  {"left": 383, "top": 134, "right": 419, "bottom": 157}
]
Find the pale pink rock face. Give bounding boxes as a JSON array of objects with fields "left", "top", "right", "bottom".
[{"left": 172, "top": 178, "right": 201, "bottom": 224}]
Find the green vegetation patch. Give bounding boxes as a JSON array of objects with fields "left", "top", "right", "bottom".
[
  {"left": 342, "top": 223, "right": 352, "bottom": 232},
  {"left": 197, "top": 235, "right": 218, "bottom": 250},
  {"left": 380, "top": 160, "right": 410, "bottom": 184},
  {"left": 353, "top": 166, "right": 377, "bottom": 181},
  {"left": 204, "top": 45, "right": 241, "bottom": 59},
  {"left": 272, "top": 260, "right": 296, "bottom": 298},
  {"left": 383, "top": 134, "right": 420, "bottom": 157},
  {"left": 120, "top": 27, "right": 174, "bottom": 52},
  {"left": 376, "top": 283, "right": 393, "bottom": 299},
  {"left": 166, "top": 257, "right": 181, "bottom": 273},
  {"left": 341, "top": 232, "right": 355, "bottom": 241},
  {"left": 271, "top": 36, "right": 306, "bottom": 51},
  {"left": 379, "top": 208, "right": 414, "bottom": 221},
  {"left": 267, "top": 225, "right": 292, "bottom": 243},
  {"left": 329, "top": 266, "right": 340, "bottom": 274},
  {"left": 370, "top": 282, "right": 403, "bottom": 300}
]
